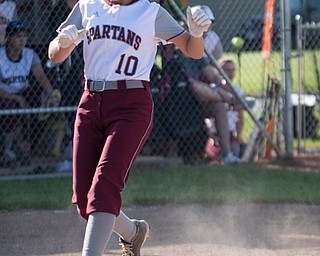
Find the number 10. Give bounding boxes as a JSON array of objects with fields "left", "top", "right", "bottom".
[{"left": 115, "top": 54, "right": 138, "bottom": 76}]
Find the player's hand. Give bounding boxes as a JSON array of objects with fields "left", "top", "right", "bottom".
[
  {"left": 57, "top": 25, "right": 86, "bottom": 48},
  {"left": 187, "top": 6, "right": 212, "bottom": 38}
]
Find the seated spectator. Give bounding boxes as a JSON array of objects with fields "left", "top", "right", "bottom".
[
  {"left": 146, "top": 44, "right": 235, "bottom": 165},
  {"left": 0, "top": 20, "right": 54, "bottom": 166},
  {"left": 15, "top": 0, "right": 53, "bottom": 63},
  {"left": 0, "top": 0, "right": 17, "bottom": 45},
  {"left": 148, "top": 44, "right": 208, "bottom": 165},
  {"left": 206, "top": 58, "right": 247, "bottom": 158},
  {"left": 179, "top": 16, "right": 242, "bottom": 164},
  {"left": 220, "top": 58, "right": 245, "bottom": 146}
]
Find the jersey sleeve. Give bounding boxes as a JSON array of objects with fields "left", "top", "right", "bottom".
[
  {"left": 56, "top": 2, "right": 84, "bottom": 33},
  {"left": 154, "top": 6, "right": 186, "bottom": 43}
]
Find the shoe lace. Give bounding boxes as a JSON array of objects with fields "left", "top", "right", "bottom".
[{"left": 120, "top": 239, "right": 134, "bottom": 256}]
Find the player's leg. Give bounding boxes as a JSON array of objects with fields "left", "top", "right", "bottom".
[
  {"left": 72, "top": 91, "right": 118, "bottom": 256},
  {"left": 82, "top": 212, "right": 116, "bottom": 256},
  {"left": 76, "top": 87, "right": 152, "bottom": 256},
  {"left": 114, "top": 211, "right": 137, "bottom": 242},
  {"left": 85, "top": 88, "right": 153, "bottom": 255},
  {"left": 72, "top": 90, "right": 106, "bottom": 220},
  {"left": 86, "top": 88, "right": 153, "bottom": 216},
  {"left": 101, "top": 122, "right": 152, "bottom": 255}
]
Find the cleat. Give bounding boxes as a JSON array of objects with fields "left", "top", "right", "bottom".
[{"left": 119, "top": 220, "right": 150, "bottom": 256}]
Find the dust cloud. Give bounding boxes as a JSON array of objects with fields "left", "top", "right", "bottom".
[{"left": 1, "top": 204, "right": 320, "bottom": 256}]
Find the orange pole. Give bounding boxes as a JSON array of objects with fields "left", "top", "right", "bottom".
[
  {"left": 262, "top": 0, "right": 275, "bottom": 69},
  {"left": 262, "top": 0, "right": 275, "bottom": 159}
]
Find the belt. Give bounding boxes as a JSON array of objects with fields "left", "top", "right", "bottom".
[{"left": 84, "top": 80, "right": 146, "bottom": 92}]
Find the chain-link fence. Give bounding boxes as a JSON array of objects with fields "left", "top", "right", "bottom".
[
  {"left": 294, "top": 14, "right": 320, "bottom": 153},
  {"left": 0, "top": 0, "right": 319, "bottom": 178}
]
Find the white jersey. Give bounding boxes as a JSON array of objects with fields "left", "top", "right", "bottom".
[
  {"left": 0, "top": 47, "right": 36, "bottom": 94},
  {"left": 57, "top": 0, "right": 185, "bottom": 81}
]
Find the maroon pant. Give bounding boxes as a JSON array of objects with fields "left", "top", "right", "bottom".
[{"left": 72, "top": 83, "right": 153, "bottom": 220}]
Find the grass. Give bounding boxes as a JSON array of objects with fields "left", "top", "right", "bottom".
[
  {"left": 1, "top": 164, "right": 320, "bottom": 211},
  {"left": 224, "top": 50, "right": 320, "bottom": 96},
  {"left": 0, "top": 177, "right": 73, "bottom": 211},
  {"left": 122, "top": 165, "right": 320, "bottom": 206}
]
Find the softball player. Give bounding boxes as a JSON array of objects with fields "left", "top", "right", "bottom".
[{"left": 48, "top": 0, "right": 211, "bottom": 255}]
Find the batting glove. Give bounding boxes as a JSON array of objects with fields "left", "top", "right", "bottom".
[
  {"left": 57, "top": 25, "right": 86, "bottom": 48},
  {"left": 187, "top": 6, "right": 212, "bottom": 38}
]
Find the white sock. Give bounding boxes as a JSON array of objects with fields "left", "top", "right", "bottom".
[
  {"left": 113, "top": 210, "right": 136, "bottom": 242},
  {"left": 82, "top": 212, "right": 116, "bottom": 256}
]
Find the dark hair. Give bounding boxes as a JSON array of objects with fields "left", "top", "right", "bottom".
[
  {"left": 5, "top": 21, "right": 28, "bottom": 38},
  {"left": 219, "top": 58, "right": 235, "bottom": 68}
]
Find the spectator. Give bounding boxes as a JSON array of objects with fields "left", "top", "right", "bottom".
[
  {"left": 15, "top": 0, "right": 52, "bottom": 62},
  {"left": 219, "top": 58, "right": 246, "bottom": 157},
  {"left": 0, "top": 0, "right": 18, "bottom": 45},
  {"left": 177, "top": 21, "right": 242, "bottom": 164},
  {"left": 150, "top": 43, "right": 208, "bottom": 165},
  {"left": 183, "top": 57, "right": 242, "bottom": 164},
  {"left": 0, "top": 20, "right": 54, "bottom": 166},
  {"left": 193, "top": 5, "right": 223, "bottom": 63},
  {"left": 147, "top": 46, "right": 234, "bottom": 162},
  {"left": 182, "top": 7, "right": 242, "bottom": 164}
]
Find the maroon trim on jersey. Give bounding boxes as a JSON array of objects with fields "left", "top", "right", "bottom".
[{"left": 167, "top": 29, "right": 186, "bottom": 42}]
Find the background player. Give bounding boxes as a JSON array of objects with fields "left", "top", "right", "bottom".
[{"left": 48, "top": 0, "right": 211, "bottom": 255}]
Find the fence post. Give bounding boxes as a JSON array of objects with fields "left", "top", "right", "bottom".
[{"left": 280, "top": 0, "right": 294, "bottom": 158}]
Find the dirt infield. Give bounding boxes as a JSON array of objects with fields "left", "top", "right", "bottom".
[
  {"left": 1, "top": 153, "right": 320, "bottom": 256},
  {"left": 1, "top": 203, "right": 320, "bottom": 256}
]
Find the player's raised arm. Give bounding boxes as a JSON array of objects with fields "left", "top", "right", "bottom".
[
  {"left": 48, "top": 25, "right": 86, "bottom": 64},
  {"left": 172, "top": 6, "right": 211, "bottom": 59}
]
